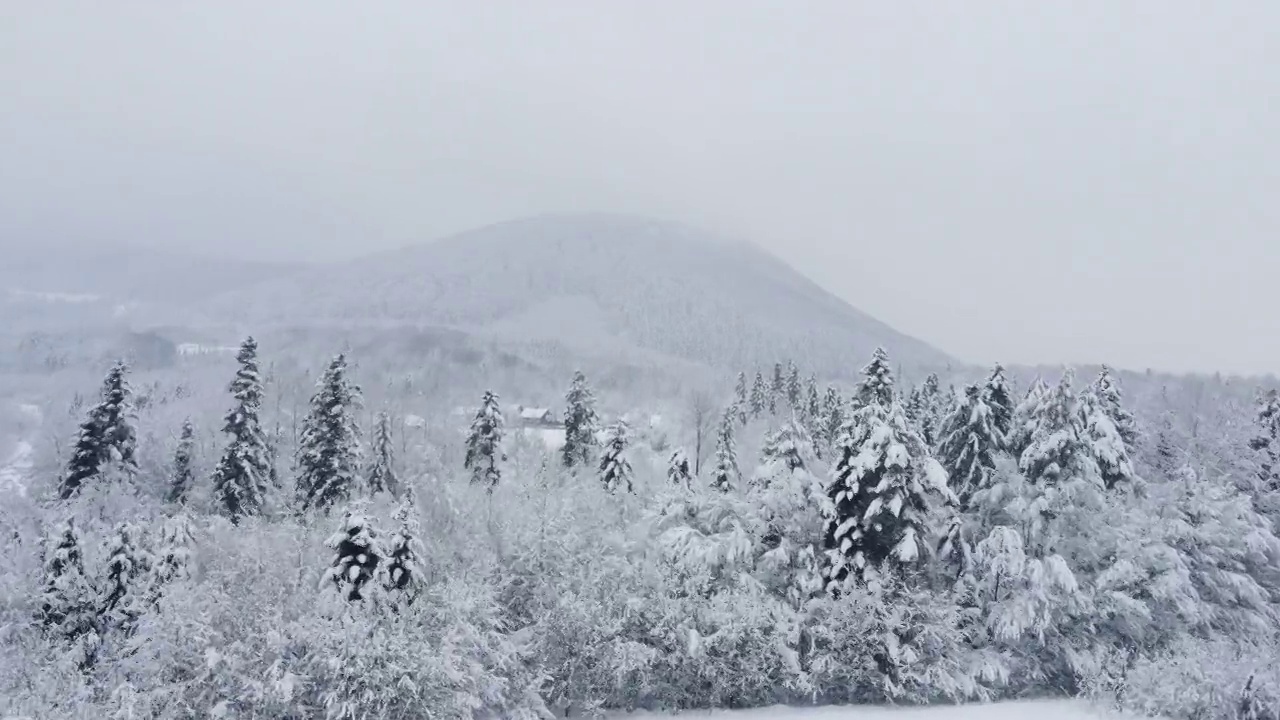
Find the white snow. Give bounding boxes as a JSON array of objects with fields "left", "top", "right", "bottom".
[
  {"left": 615, "top": 700, "right": 1143, "bottom": 720},
  {"left": 0, "top": 439, "right": 33, "bottom": 498}
]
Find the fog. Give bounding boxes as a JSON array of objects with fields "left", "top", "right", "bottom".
[{"left": 2, "top": 2, "right": 1277, "bottom": 375}]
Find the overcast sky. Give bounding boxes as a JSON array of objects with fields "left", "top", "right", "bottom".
[{"left": 2, "top": 2, "right": 1277, "bottom": 375}]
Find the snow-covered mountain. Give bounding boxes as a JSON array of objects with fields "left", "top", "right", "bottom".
[{"left": 206, "top": 214, "right": 953, "bottom": 379}]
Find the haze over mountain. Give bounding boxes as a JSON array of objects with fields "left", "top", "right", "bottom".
[{"left": 204, "top": 214, "right": 953, "bottom": 379}]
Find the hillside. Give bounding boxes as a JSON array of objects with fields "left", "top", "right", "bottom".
[{"left": 204, "top": 214, "right": 953, "bottom": 379}]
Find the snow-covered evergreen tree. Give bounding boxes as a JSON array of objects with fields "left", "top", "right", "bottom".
[
  {"left": 598, "top": 420, "right": 634, "bottom": 493},
  {"left": 148, "top": 511, "right": 197, "bottom": 606},
  {"left": 37, "top": 519, "right": 98, "bottom": 644},
  {"left": 1006, "top": 377, "right": 1050, "bottom": 458},
  {"left": 1092, "top": 366, "right": 1139, "bottom": 451},
  {"left": 383, "top": 492, "right": 426, "bottom": 601},
  {"left": 168, "top": 419, "right": 196, "bottom": 505},
  {"left": 1079, "top": 382, "right": 1137, "bottom": 490},
  {"left": 786, "top": 360, "right": 802, "bottom": 410},
  {"left": 935, "top": 385, "right": 1001, "bottom": 509},
  {"left": 759, "top": 419, "right": 812, "bottom": 479},
  {"left": 770, "top": 362, "right": 785, "bottom": 414},
  {"left": 983, "top": 363, "right": 1015, "bottom": 441},
  {"left": 805, "top": 375, "right": 822, "bottom": 425},
  {"left": 855, "top": 347, "right": 895, "bottom": 407},
  {"left": 824, "top": 349, "right": 952, "bottom": 588},
  {"left": 914, "top": 373, "right": 945, "bottom": 447},
  {"left": 99, "top": 522, "right": 150, "bottom": 636},
  {"left": 296, "top": 354, "right": 363, "bottom": 513},
  {"left": 667, "top": 447, "right": 693, "bottom": 488},
  {"left": 366, "top": 411, "right": 399, "bottom": 496},
  {"left": 1250, "top": 388, "right": 1280, "bottom": 494},
  {"left": 734, "top": 372, "right": 749, "bottom": 425},
  {"left": 709, "top": 407, "right": 740, "bottom": 492},
  {"left": 562, "top": 370, "right": 600, "bottom": 469},
  {"left": 211, "top": 337, "right": 272, "bottom": 522},
  {"left": 465, "top": 390, "right": 505, "bottom": 491},
  {"left": 325, "top": 508, "right": 383, "bottom": 603},
  {"left": 821, "top": 385, "right": 845, "bottom": 454},
  {"left": 749, "top": 371, "right": 768, "bottom": 418},
  {"left": 59, "top": 360, "right": 138, "bottom": 499},
  {"left": 750, "top": 419, "right": 825, "bottom": 606}
]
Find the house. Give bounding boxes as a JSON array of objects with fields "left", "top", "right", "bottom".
[{"left": 515, "top": 406, "right": 560, "bottom": 428}]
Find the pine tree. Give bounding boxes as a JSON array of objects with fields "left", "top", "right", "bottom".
[
  {"left": 1007, "top": 377, "right": 1050, "bottom": 457},
  {"left": 464, "top": 390, "right": 505, "bottom": 491},
  {"left": 1079, "top": 383, "right": 1137, "bottom": 490},
  {"left": 37, "top": 519, "right": 97, "bottom": 644},
  {"left": 296, "top": 354, "right": 363, "bottom": 513},
  {"left": 99, "top": 522, "right": 149, "bottom": 636},
  {"left": 935, "top": 385, "right": 1001, "bottom": 509},
  {"left": 734, "top": 372, "right": 750, "bottom": 426},
  {"left": 824, "top": 349, "right": 951, "bottom": 588},
  {"left": 1092, "top": 366, "right": 1139, "bottom": 451},
  {"left": 759, "top": 419, "right": 812, "bottom": 479},
  {"left": 770, "top": 362, "right": 785, "bottom": 414},
  {"left": 667, "top": 448, "right": 693, "bottom": 488},
  {"left": 821, "top": 386, "right": 845, "bottom": 454},
  {"left": 59, "top": 360, "right": 138, "bottom": 499},
  {"left": 1249, "top": 388, "right": 1280, "bottom": 494},
  {"left": 211, "top": 337, "right": 272, "bottom": 522},
  {"left": 383, "top": 491, "right": 426, "bottom": 601},
  {"left": 709, "top": 407, "right": 740, "bottom": 492},
  {"left": 168, "top": 419, "right": 196, "bottom": 505},
  {"left": 915, "top": 373, "right": 944, "bottom": 447},
  {"left": 562, "top": 370, "right": 600, "bottom": 469},
  {"left": 805, "top": 376, "right": 822, "bottom": 425},
  {"left": 983, "top": 363, "right": 1015, "bottom": 441},
  {"left": 1019, "top": 371, "right": 1107, "bottom": 498},
  {"left": 749, "top": 371, "right": 768, "bottom": 418},
  {"left": 598, "top": 420, "right": 634, "bottom": 493},
  {"left": 325, "top": 508, "right": 382, "bottom": 603},
  {"left": 786, "top": 360, "right": 802, "bottom": 410},
  {"left": 366, "top": 411, "right": 399, "bottom": 496},
  {"left": 856, "top": 347, "right": 895, "bottom": 407},
  {"left": 148, "top": 512, "right": 196, "bottom": 606}
]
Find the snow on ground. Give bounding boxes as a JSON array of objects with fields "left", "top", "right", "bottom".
[
  {"left": 615, "top": 700, "right": 1143, "bottom": 720},
  {"left": 0, "top": 440, "right": 33, "bottom": 498}
]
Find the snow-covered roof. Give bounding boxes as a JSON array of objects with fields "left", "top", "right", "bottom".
[{"left": 519, "top": 407, "right": 553, "bottom": 420}]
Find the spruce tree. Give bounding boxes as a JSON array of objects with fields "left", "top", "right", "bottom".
[
  {"left": 824, "top": 349, "right": 951, "bottom": 588},
  {"left": 1019, "top": 371, "right": 1108, "bottom": 498},
  {"left": 1079, "top": 383, "right": 1137, "bottom": 490},
  {"left": 1092, "top": 366, "right": 1139, "bottom": 451},
  {"left": 562, "top": 370, "right": 600, "bottom": 469},
  {"left": 935, "top": 385, "right": 1001, "bottom": 509},
  {"left": 367, "top": 411, "right": 399, "bottom": 496},
  {"left": 598, "top": 420, "right": 634, "bottom": 493},
  {"left": 384, "top": 491, "right": 426, "bottom": 601},
  {"left": 744, "top": 372, "right": 764, "bottom": 418},
  {"left": 147, "top": 512, "right": 196, "bottom": 607},
  {"left": 464, "top": 390, "right": 506, "bottom": 491},
  {"left": 915, "top": 373, "right": 944, "bottom": 447},
  {"left": 667, "top": 448, "right": 693, "bottom": 488},
  {"left": 1250, "top": 389, "right": 1280, "bottom": 495},
  {"left": 759, "top": 418, "right": 812, "bottom": 480},
  {"left": 1007, "top": 377, "right": 1050, "bottom": 457},
  {"left": 709, "top": 407, "right": 740, "bottom": 492},
  {"left": 734, "top": 372, "right": 750, "bottom": 425},
  {"left": 786, "top": 360, "right": 802, "bottom": 410},
  {"left": 296, "top": 354, "right": 363, "bottom": 513},
  {"left": 325, "top": 508, "right": 382, "bottom": 603},
  {"left": 59, "top": 361, "right": 138, "bottom": 499},
  {"left": 805, "top": 376, "right": 821, "bottom": 423},
  {"left": 211, "top": 337, "right": 272, "bottom": 522},
  {"left": 821, "top": 386, "right": 845, "bottom": 454},
  {"left": 983, "top": 363, "right": 1015, "bottom": 441},
  {"left": 37, "top": 519, "right": 98, "bottom": 644},
  {"left": 168, "top": 419, "right": 196, "bottom": 505},
  {"left": 99, "top": 522, "right": 149, "bottom": 636}
]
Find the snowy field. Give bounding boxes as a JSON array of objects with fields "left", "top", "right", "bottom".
[{"left": 619, "top": 700, "right": 1140, "bottom": 720}]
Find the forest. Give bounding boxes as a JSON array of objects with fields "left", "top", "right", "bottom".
[{"left": 1, "top": 336, "right": 1279, "bottom": 720}]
